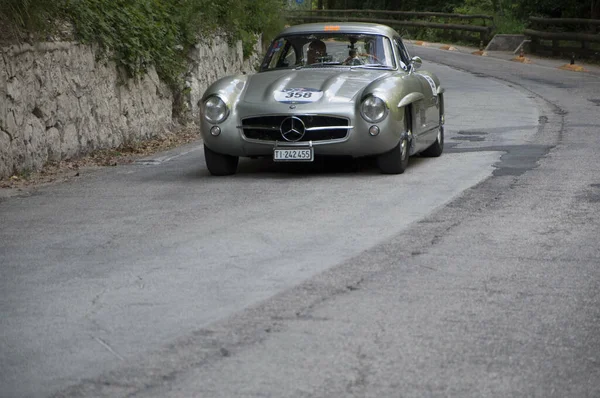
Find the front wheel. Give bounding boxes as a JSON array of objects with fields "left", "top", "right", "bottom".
[
  {"left": 204, "top": 145, "right": 239, "bottom": 176},
  {"left": 377, "top": 136, "right": 409, "bottom": 174}
]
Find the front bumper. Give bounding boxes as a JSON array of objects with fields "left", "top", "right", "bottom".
[{"left": 201, "top": 103, "right": 404, "bottom": 158}]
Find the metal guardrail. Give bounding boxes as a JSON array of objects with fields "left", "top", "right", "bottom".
[
  {"left": 525, "top": 17, "right": 600, "bottom": 58},
  {"left": 286, "top": 9, "right": 495, "bottom": 44}
]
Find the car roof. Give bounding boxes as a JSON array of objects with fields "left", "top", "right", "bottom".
[{"left": 278, "top": 22, "right": 399, "bottom": 38}]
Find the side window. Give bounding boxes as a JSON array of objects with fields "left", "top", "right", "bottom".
[
  {"left": 266, "top": 39, "right": 297, "bottom": 69},
  {"left": 394, "top": 38, "right": 411, "bottom": 71},
  {"left": 284, "top": 47, "right": 297, "bottom": 67},
  {"left": 266, "top": 38, "right": 285, "bottom": 69}
]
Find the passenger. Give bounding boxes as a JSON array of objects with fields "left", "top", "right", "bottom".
[{"left": 307, "top": 40, "right": 327, "bottom": 64}]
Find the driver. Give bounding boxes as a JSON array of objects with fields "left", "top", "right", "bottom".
[
  {"left": 344, "top": 48, "right": 362, "bottom": 65},
  {"left": 307, "top": 40, "right": 327, "bottom": 64}
]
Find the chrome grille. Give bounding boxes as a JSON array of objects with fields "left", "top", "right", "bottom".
[{"left": 241, "top": 115, "right": 350, "bottom": 142}]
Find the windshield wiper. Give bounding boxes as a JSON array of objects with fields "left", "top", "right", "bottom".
[
  {"left": 304, "top": 62, "right": 344, "bottom": 67},
  {"left": 351, "top": 64, "right": 390, "bottom": 69}
]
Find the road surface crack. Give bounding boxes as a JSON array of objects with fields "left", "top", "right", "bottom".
[{"left": 93, "top": 336, "right": 124, "bottom": 361}]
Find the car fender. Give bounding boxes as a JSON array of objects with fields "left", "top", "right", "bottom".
[
  {"left": 359, "top": 75, "right": 421, "bottom": 126},
  {"left": 200, "top": 75, "right": 249, "bottom": 106},
  {"left": 397, "top": 92, "right": 425, "bottom": 108}
]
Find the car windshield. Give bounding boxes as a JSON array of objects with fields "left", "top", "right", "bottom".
[{"left": 261, "top": 33, "right": 396, "bottom": 71}]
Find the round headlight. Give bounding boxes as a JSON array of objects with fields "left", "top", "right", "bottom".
[
  {"left": 203, "top": 96, "right": 229, "bottom": 124},
  {"left": 360, "top": 96, "right": 388, "bottom": 123}
]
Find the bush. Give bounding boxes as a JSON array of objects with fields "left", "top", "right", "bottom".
[{"left": 66, "top": 0, "right": 184, "bottom": 85}]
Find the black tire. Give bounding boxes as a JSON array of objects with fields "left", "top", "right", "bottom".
[
  {"left": 377, "top": 108, "right": 411, "bottom": 174},
  {"left": 204, "top": 145, "right": 239, "bottom": 176},
  {"left": 377, "top": 136, "right": 409, "bottom": 174}
]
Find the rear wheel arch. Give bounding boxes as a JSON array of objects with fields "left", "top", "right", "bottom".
[
  {"left": 420, "top": 99, "right": 444, "bottom": 158},
  {"left": 404, "top": 104, "right": 415, "bottom": 152}
]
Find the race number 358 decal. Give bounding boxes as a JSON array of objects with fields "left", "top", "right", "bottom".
[{"left": 274, "top": 88, "right": 323, "bottom": 103}]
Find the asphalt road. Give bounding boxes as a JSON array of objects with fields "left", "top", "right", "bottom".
[{"left": 1, "top": 48, "right": 599, "bottom": 397}]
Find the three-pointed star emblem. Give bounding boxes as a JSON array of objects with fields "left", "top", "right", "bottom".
[{"left": 280, "top": 116, "right": 306, "bottom": 142}]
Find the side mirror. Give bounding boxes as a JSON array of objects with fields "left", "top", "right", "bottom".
[{"left": 410, "top": 56, "right": 422, "bottom": 71}]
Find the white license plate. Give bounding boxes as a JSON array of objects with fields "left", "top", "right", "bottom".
[{"left": 273, "top": 148, "right": 314, "bottom": 162}]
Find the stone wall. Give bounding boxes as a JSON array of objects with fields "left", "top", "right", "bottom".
[
  {"left": 186, "top": 35, "right": 261, "bottom": 117},
  {"left": 0, "top": 36, "right": 260, "bottom": 179}
]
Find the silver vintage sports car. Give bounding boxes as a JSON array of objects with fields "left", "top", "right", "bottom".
[{"left": 200, "top": 22, "right": 445, "bottom": 175}]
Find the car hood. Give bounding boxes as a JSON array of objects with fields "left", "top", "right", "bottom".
[{"left": 242, "top": 68, "right": 392, "bottom": 105}]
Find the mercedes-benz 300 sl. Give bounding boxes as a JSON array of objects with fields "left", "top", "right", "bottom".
[{"left": 200, "top": 22, "right": 445, "bottom": 175}]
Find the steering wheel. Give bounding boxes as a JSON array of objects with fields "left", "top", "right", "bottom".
[
  {"left": 343, "top": 57, "right": 364, "bottom": 65},
  {"left": 343, "top": 53, "right": 381, "bottom": 66}
]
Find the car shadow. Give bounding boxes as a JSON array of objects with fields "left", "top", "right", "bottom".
[{"left": 188, "top": 155, "right": 431, "bottom": 179}]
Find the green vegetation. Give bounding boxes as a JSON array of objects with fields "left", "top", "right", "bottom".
[
  {"left": 315, "top": 0, "right": 599, "bottom": 20},
  {"left": 312, "top": 0, "right": 599, "bottom": 40},
  {"left": 452, "top": 0, "right": 523, "bottom": 34},
  {"left": 0, "top": 0, "right": 284, "bottom": 90},
  {"left": 296, "top": 0, "right": 598, "bottom": 49},
  {"left": 2, "top": 0, "right": 596, "bottom": 89},
  {"left": 0, "top": 0, "right": 61, "bottom": 31}
]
